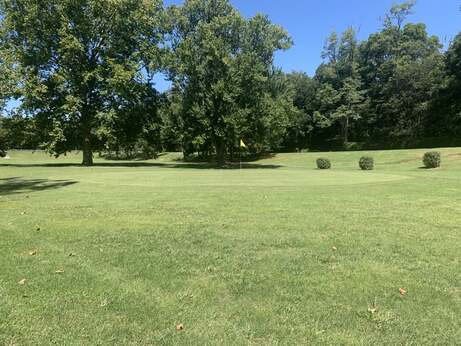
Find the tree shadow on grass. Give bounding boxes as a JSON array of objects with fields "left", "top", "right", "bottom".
[
  {"left": 0, "top": 162, "right": 283, "bottom": 170},
  {"left": 0, "top": 177, "right": 78, "bottom": 196},
  {"left": 173, "top": 152, "right": 277, "bottom": 163},
  {"left": 418, "top": 166, "right": 440, "bottom": 170}
]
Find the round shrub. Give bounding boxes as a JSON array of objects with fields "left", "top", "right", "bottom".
[
  {"left": 359, "top": 156, "right": 374, "bottom": 170},
  {"left": 316, "top": 158, "right": 331, "bottom": 170},
  {"left": 423, "top": 151, "right": 441, "bottom": 168}
]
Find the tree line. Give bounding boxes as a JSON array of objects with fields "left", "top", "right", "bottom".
[{"left": 0, "top": 0, "right": 460, "bottom": 165}]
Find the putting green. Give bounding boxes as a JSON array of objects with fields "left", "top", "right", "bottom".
[{"left": 69, "top": 168, "right": 412, "bottom": 188}]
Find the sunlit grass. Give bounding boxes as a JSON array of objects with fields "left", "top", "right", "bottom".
[{"left": 1, "top": 148, "right": 460, "bottom": 345}]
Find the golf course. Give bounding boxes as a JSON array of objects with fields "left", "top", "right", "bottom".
[{"left": 1, "top": 148, "right": 460, "bottom": 345}]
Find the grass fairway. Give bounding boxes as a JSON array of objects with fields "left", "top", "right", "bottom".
[{"left": 1, "top": 149, "right": 460, "bottom": 345}]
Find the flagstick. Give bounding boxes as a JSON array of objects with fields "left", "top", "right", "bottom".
[
  {"left": 239, "top": 139, "right": 246, "bottom": 172},
  {"left": 240, "top": 146, "right": 242, "bottom": 171}
]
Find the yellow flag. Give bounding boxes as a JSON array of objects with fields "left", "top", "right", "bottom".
[{"left": 240, "top": 139, "right": 247, "bottom": 148}]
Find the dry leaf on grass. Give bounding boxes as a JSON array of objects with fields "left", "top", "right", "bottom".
[
  {"left": 332, "top": 246, "right": 338, "bottom": 251},
  {"left": 368, "top": 306, "right": 378, "bottom": 314},
  {"left": 399, "top": 288, "right": 407, "bottom": 296},
  {"left": 29, "top": 250, "right": 37, "bottom": 256},
  {"left": 55, "top": 269, "right": 65, "bottom": 274},
  {"left": 18, "top": 279, "right": 26, "bottom": 285},
  {"left": 368, "top": 299, "right": 378, "bottom": 314},
  {"left": 176, "top": 323, "right": 184, "bottom": 331}
]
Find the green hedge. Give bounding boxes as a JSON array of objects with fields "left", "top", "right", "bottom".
[
  {"left": 359, "top": 156, "right": 374, "bottom": 170},
  {"left": 316, "top": 158, "right": 331, "bottom": 170},
  {"left": 423, "top": 152, "right": 441, "bottom": 168}
]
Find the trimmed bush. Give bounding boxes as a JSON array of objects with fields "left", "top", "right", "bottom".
[
  {"left": 359, "top": 156, "right": 374, "bottom": 170},
  {"left": 423, "top": 151, "right": 441, "bottom": 168},
  {"left": 316, "top": 158, "right": 331, "bottom": 170}
]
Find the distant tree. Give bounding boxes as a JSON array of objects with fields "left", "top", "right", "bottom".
[
  {"left": 283, "top": 72, "right": 319, "bottom": 150},
  {"left": 429, "top": 32, "right": 461, "bottom": 139},
  {"left": 314, "top": 28, "right": 365, "bottom": 147},
  {"left": 384, "top": 0, "right": 416, "bottom": 30},
  {"left": 96, "top": 84, "right": 164, "bottom": 159},
  {"left": 358, "top": 1, "right": 444, "bottom": 142},
  {"left": 0, "top": 0, "right": 165, "bottom": 165},
  {"left": 0, "top": 115, "right": 7, "bottom": 155},
  {"left": 444, "top": 32, "right": 461, "bottom": 132},
  {"left": 258, "top": 69, "right": 300, "bottom": 153},
  {"left": 159, "top": 87, "right": 184, "bottom": 153},
  {"left": 321, "top": 32, "right": 339, "bottom": 65},
  {"left": 0, "top": 114, "right": 40, "bottom": 149},
  {"left": 331, "top": 75, "right": 364, "bottom": 145},
  {"left": 332, "top": 29, "right": 365, "bottom": 145}
]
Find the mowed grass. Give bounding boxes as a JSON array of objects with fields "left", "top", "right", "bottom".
[{"left": 0, "top": 149, "right": 460, "bottom": 345}]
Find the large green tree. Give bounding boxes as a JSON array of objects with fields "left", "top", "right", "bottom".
[
  {"left": 443, "top": 32, "right": 461, "bottom": 135},
  {"left": 282, "top": 72, "right": 319, "bottom": 150},
  {"left": 428, "top": 32, "right": 461, "bottom": 141},
  {"left": 0, "top": 0, "right": 165, "bottom": 165},
  {"left": 168, "top": 0, "right": 291, "bottom": 164},
  {"left": 314, "top": 28, "right": 365, "bottom": 147},
  {"left": 358, "top": 1, "right": 444, "bottom": 142}
]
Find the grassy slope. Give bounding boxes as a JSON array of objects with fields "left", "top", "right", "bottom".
[{"left": 0, "top": 149, "right": 460, "bottom": 345}]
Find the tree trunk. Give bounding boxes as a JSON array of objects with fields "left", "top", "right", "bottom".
[
  {"left": 230, "top": 143, "right": 235, "bottom": 161},
  {"left": 82, "top": 133, "right": 93, "bottom": 166},
  {"left": 343, "top": 116, "right": 349, "bottom": 147},
  {"left": 215, "top": 137, "right": 226, "bottom": 166}
]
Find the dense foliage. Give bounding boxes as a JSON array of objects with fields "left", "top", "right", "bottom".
[
  {"left": 0, "top": 116, "right": 5, "bottom": 155},
  {"left": 0, "top": 1, "right": 460, "bottom": 165},
  {"left": 423, "top": 151, "right": 441, "bottom": 168},
  {"left": 359, "top": 156, "right": 374, "bottom": 171},
  {"left": 316, "top": 158, "right": 331, "bottom": 170}
]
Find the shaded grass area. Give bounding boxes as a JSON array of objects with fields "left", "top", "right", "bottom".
[
  {"left": 0, "top": 162, "right": 282, "bottom": 170},
  {"left": 0, "top": 149, "right": 460, "bottom": 345},
  {"left": 0, "top": 177, "right": 77, "bottom": 196}
]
